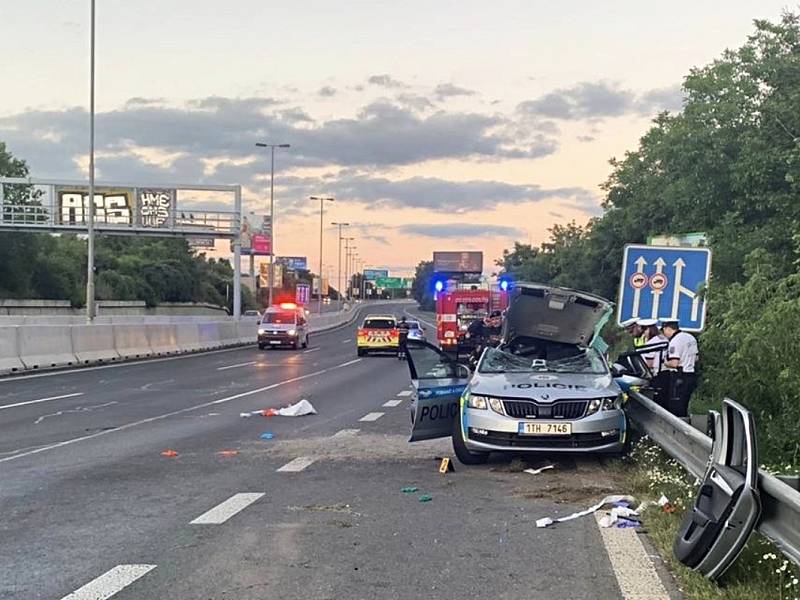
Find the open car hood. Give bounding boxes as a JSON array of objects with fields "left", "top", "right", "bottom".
[{"left": 504, "top": 283, "right": 613, "bottom": 346}]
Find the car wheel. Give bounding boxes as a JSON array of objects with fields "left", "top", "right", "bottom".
[
  {"left": 357, "top": 348, "right": 365, "bottom": 357},
  {"left": 258, "top": 343, "right": 265, "bottom": 350},
  {"left": 451, "top": 413, "right": 489, "bottom": 465}
]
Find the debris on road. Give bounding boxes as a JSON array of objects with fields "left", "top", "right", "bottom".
[
  {"left": 658, "top": 494, "right": 676, "bottom": 514},
  {"left": 523, "top": 465, "right": 555, "bottom": 476},
  {"left": 217, "top": 450, "right": 239, "bottom": 457},
  {"left": 401, "top": 486, "right": 418, "bottom": 494},
  {"left": 277, "top": 399, "right": 317, "bottom": 417},
  {"left": 598, "top": 504, "right": 640, "bottom": 528},
  {"left": 536, "top": 494, "right": 636, "bottom": 528},
  {"left": 418, "top": 494, "right": 432, "bottom": 503},
  {"left": 160, "top": 449, "right": 178, "bottom": 458},
  {"left": 260, "top": 432, "right": 275, "bottom": 440},
  {"left": 438, "top": 457, "right": 455, "bottom": 473}
]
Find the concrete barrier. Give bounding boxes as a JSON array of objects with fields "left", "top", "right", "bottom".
[
  {"left": 71, "top": 325, "right": 120, "bottom": 364},
  {"left": 0, "top": 326, "right": 24, "bottom": 374},
  {"left": 217, "top": 321, "right": 239, "bottom": 346},
  {"left": 175, "top": 323, "right": 202, "bottom": 352},
  {"left": 197, "top": 322, "right": 222, "bottom": 350},
  {"left": 18, "top": 325, "right": 77, "bottom": 369},
  {"left": 113, "top": 324, "right": 153, "bottom": 359},
  {"left": 237, "top": 320, "right": 256, "bottom": 344},
  {"left": 146, "top": 324, "right": 179, "bottom": 355}
]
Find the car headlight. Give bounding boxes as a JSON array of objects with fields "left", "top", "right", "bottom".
[
  {"left": 488, "top": 397, "right": 504, "bottom": 415},
  {"left": 586, "top": 395, "right": 623, "bottom": 415},
  {"left": 258, "top": 328, "right": 266, "bottom": 335},
  {"left": 287, "top": 329, "right": 297, "bottom": 336},
  {"left": 467, "top": 394, "right": 488, "bottom": 410}
]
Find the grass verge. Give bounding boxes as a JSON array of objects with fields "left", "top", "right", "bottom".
[{"left": 611, "top": 436, "right": 799, "bottom": 600}]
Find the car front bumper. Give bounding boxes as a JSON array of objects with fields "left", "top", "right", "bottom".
[
  {"left": 258, "top": 333, "right": 299, "bottom": 346},
  {"left": 463, "top": 407, "right": 626, "bottom": 453}
]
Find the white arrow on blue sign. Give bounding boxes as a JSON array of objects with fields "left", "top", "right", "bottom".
[{"left": 617, "top": 244, "right": 712, "bottom": 332}]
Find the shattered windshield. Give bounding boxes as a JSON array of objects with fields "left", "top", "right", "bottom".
[{"left": 478, "top": 345, "right": 607, "bottom": 375}]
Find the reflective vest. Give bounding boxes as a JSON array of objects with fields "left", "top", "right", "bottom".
[{"left": 633, "top": 335, "right": 647, "bottom": 348}]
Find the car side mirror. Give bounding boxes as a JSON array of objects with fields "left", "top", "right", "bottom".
[{"left": 611, "top": 363, "right": 630, "bottom": 378}]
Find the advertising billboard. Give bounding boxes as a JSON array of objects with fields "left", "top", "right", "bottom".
[
  {"left": 433, "top": 251, "right": 483, "bottom": 274},
  {"left": 55, "top": 187, "right": 178, "bottom": 228},
  {"left": 277, "top": 256, "right": 308, "bottom": 271},
  {"left": 296, "top": 283, "right": 311, "bottom": 305},
  {"left": 363, "top": 269, "right": 389, "bottom": 280},
  {"left": 239, "top": 215, "right": 272, "bottom": 256}
]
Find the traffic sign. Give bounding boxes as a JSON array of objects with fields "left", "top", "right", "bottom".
[{"left": 618, "top": 244, "right": 711, "bottom": 331}]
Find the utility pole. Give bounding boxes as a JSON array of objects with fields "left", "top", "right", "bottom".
[
  {"left": 309, "top": 196, "right": 334, "bottom": 314},
  {"left": 255, "top": 142, "right": 290, "bottom": 307},
  {"left": 331, "top": 221, "right": 349, "bottom": 311},
  {"left": 86, "top": 0, "right": 96, "bottom": 322}
]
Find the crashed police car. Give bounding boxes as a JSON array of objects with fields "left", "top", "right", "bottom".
[{"left": 405, "top": 282, "right": 631, "bottom": 464}]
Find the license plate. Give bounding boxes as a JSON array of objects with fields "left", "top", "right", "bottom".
[
  {"left": 518, "top": 422, "right": 572, "bottom": 436},
  {"left": 269, "top": 340, "right": 281, "bottom": 345}
]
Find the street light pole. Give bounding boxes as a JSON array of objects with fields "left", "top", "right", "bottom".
[
  {"left": 310, "top": 196, "right": 334, "bottom": 314},
  {"left": 331, "top": 221, "right": 349, "bottom": 311},
  {"left": 343, "top": 237, "right": 355, "bottom": 303},
  {"left": 86, "top": 0, "right": 96, "bottom": 322},
  {"left": 255, "top": 142, "right": 290, "bottom": 308}
]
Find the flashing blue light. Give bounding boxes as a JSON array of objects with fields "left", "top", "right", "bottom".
[
  {"left": 499, "top": 280, "right": 509, "bottom": 292},
  {"left": 498, "top": 276, "right": 514, "bottom": 292},
  {"left": 434, "top": 280, "right": 444, "bottom": 292}
]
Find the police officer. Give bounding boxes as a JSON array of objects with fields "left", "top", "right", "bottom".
[
  {"left": 639, "top": 319, "right": 669, "bottom": 405},
  {"left": 397, "top": 316, "right": 410, "bottom": 361},
  {"left": 661, "top": 319, "right": 699, "bottom": 417},
  {"left": 621, "top": 318, "right": 647, "bottom": 348}
]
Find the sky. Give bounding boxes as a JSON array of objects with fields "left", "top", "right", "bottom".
[{"left": 0, "top": 0, "right": 791, "bottom": 278}]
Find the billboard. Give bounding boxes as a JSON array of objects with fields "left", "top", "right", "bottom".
[
  {"left": 433, "top": 251, "right": 483, "bottom": 274},
  {"left": 277, "top": 256, "right": 308, "bottom": 271},
  {"left": 239, "top": 215, "right": 272, "bottom": 256},
  {"left": 363, "top": 268, "right": 389, "bottom": 280},
  {"left": 55, "top": 187, "right": 179, "bottom": 228},
  {"left": 296, "top": 283, "right": 311, "bottom": 305}
]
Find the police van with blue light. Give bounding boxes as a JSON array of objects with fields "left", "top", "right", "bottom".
[
  {"left": 257, "top": 302, "right": 310, "bottom": 350},
  {"left": 405, "top": 282, "right": 630, "bottom": 464}
]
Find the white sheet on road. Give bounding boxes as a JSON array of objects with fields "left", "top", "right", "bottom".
[{"left": 277, "top": 399, "right": 317, "bottom": 416}]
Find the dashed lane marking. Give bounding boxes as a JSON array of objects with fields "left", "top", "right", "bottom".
[
  {"left": 383, "top": 399, "right": 403, "bottom": 407},
  {"left": 0, "top": 358, "right": 362, "bottom": 464},
  {"left": 216, "top": 361, "right": 257, "bottom": 371},
  {"left": 396, "top": 390, "right": 412, "bottom": 397},
  {"left": 303, "top": 347, "right": 320, "bottom": 354},
  {"left": 340, "top": 339, "right": 351, "bottom": 344},
  {"left": 60, "top": 564, "right": 156, "bottom": 600},
  {"left": 190, "top": 493, "right": 265, "bottom": 525},
  {"left": 277, "top": 456, "right": 316, "bottom": 472},
  {"left": 332, "top": 428, "right": 360, "bottom": 438},
  {"left": 359, "top": 412, "right": 384, "bottom": 422},
  {"left": 0, "top": 392, "right": 84, "bottom": 411},
  {"left": 594, "top": 513, "right": 671, "bottom": 600}
]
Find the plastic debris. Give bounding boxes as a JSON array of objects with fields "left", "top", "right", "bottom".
[
  {"left": 160, "top": 449, "right": 178, "bottom": 458},
  {"left": 240, "top": 412, "right": 255, "bottom": 418},
  {"left": 262, "top": 408, "right": 280, "bottom": 417},
  {"left": 598, "top": 505, "right": 640, "bottom": 528},
  {"left": 418, "top": 494, "right": 432, "bottom": 503},
  {"left": 658, "top": 494, "right": 676, "bottom": 514},
  {"left": 438, "top": 457, "right": 455, "bottom": 473},
  {"left": 523, "top": 465, "right": 555, "bottom": 476},
  {"left": 401, "top": 486, "right": 418, "bottom": 494},
  {"left": 277, "top": 399, "right": 317, "bottom": 417},
  {"left": 536, "top": 517, "right": 554, "bottom": 528},
  {"left": 218, "top": 450, "right": 239, "bottom": 457},
  {"left": 616, "top": 518, "right": 642, "bottom": 529},
  {"left": 259, "top": 432, "right": 275, "bottom": 440},
  {"left": 536, "top": 495, "right": 636, "bottom": 528}
]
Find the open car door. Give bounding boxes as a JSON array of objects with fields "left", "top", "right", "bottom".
[
  {"left": 673, "top": 398, "right": 761, "bottom": 580},
  {"left": 405, "top": 338, "right": 471, "bottom": 442}
]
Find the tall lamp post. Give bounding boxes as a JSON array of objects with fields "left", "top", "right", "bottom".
[
  {"left": 310, "top": 196, "right": 334, "bottom": 314},
  {"left": 86, "top": 0, "right": 97, "bottom": 322},
  {"left": 331, "top": 221, "right": 349, "bottom": 311},
  {"left": 255, "top": 142, "right": 290, "bottom": 308},
  {"left": 343, "top": 237, "right": 355, "bottom": 302}
]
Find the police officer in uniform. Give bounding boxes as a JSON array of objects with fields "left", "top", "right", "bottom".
[
  {"left": 639, "top": 319, "right": 669, "bottom": 405},
  {"left": 397, "top": 316, "right": 410, "bottom": 361},
  {"left": 661, "top": 318, "right": 699, "bottom": 417},
  {"left": 621, "top": 318, "right": 647, "bottom": 348}
]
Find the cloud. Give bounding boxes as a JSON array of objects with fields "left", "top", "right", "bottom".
[
  {"left": 318, "top": 86, "right": 337, "bottom": 98},
  {"left": 433, "top": 83, "right": 476, "bottom": 100},
  {"left": 576, "top": 135, "right": 595, "bottom": 143},
  {"left": 518, "top": 81, "right": 684, "bottom": 120},
  {"left": 367, "top": 74, "right": 408, "bottom": 88},
  {"left": 394, "top": 93, "right": 435, "bottom": 112},
  {"left": 398, "top": 223, "right": 524, "bottom": 239}
]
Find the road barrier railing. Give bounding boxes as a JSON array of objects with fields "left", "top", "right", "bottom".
[{"left": 628, "top": 390, "right": 800, "bottom": 566}]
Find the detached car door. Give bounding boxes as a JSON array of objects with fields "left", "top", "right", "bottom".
[
  {"left": 405, "top": 339, "right": 471, "bottom": 442},
  {"left": 673, "top": 398, "right": 761, "bottom": 580}
]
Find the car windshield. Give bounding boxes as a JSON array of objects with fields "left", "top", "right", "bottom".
[
  {"left": 263, "top": 311, "right": 295, "bottom": 324},
  {"left": 478, "top": 344, "right": 607, "bottom": 375},
  {"left": 363, "top": 318, "right": 395, "bottom": 329},
  {"left": 407, "top": 322, "right": 420, "bottom": 330}
]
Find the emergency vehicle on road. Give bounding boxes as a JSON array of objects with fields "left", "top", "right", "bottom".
[
  {"left": 436, "top": 284, "right": 509, "bottom": 355},
  {"left": 356, "top": 314, "right": 400, "bottom": 356}
]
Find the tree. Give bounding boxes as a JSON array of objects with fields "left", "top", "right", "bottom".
[{"left": 412, "top": 260, "right": 435, "bottom": 311}]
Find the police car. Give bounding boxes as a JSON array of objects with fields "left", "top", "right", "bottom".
[{"left": 405, "top": 283, "right": 628, "bottom": 464}]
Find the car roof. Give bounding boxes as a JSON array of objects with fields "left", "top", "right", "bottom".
[{"left": 364, "top": 314, "right": 396, "bottom": 320}]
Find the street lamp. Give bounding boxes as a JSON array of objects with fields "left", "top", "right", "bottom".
[
  {"left": 310, "top": 196, "right": 334, "bottom": 314},
  {"left": 255, "top": 142, "right": 290, "bottom": 308},
  {"left": 331, "top": 221, "right": 349, "bottom": 311},
  {"left": 343, "top": 237, "right": 355, "bottom": 302},
  {"left": 86, "top": 0, "right": 97, "bottom": 322}
]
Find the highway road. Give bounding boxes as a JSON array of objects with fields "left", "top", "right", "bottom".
[{"left": 0, "top": 302, "right": 676, "bottom": 599}]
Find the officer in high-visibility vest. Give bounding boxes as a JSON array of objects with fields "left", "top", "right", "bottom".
[
  {"left": 621, "top": 318, "right": 647, "bottom": 348},
  {"left": 661, "top": 318, "right": 699, "bottom": 417}
]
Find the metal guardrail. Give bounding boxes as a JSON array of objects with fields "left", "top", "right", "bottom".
[{"left": 628, "top": 390, "right": 800, "bottom": 566}]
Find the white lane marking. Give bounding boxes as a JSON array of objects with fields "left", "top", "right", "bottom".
[
  {"left": 0, "top": 392, "right": 84, "bottom": 411},
  {"left": 359, "top": 412, "right": 384, "bottom": 422},
  {"left": 332, "top": 428, "right": 360, "bottom": 438},
  {"left": 34, "top": 401, "right": 117, "bottom": 425},
  {"left": 340, "top": 339, "right": 351, "bottom": 344},
  {"left": 396, "top": 390, "right": 412, "bottom": 397},
  {"left": 0, "top": 358, "right": 363, "bottom": 464},
  {"left": 383, "top": 399, "right": 403, "bottom": 407},
  {"left": 216, "top": 361, "right": 257, "bottom": 371},
  {"left": 594, "top": 513, "right": 671, "bottom": 599},
  {"left": 277, "top": 456, "right": 316, "bottom": 472},
  {"left": 60, "top": 564, "right": 157, "bottom": 600},
  {"left": 190, "top": 493, "right": 265, "bottom": 525},
  {"left": 303, "top": 347, "right": 320, "bottom": 354}
]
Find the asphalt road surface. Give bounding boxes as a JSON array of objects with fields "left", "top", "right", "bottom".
[{"left": 0, "top": 302, "right": 674, "bottom": 600}]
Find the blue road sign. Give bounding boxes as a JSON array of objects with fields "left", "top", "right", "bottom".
[{"left": 618, "top": 244, "right": 711, "bottom": 332}]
